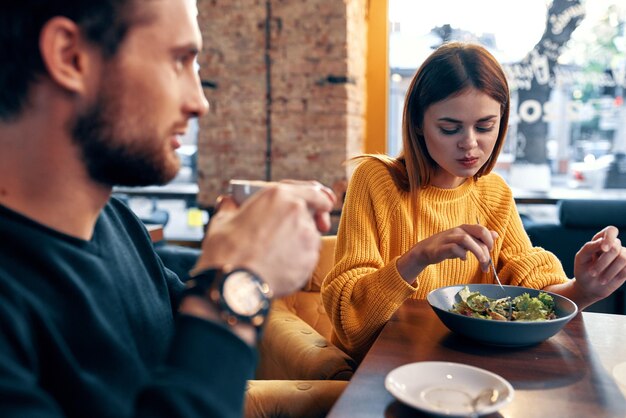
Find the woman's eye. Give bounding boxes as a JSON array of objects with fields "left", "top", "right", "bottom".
[
  {"left": 439, "top": 127, "right": 460, "bottom": 135},
  {"left": 476, "top": 125, "right": 495, "bottom": 133}
]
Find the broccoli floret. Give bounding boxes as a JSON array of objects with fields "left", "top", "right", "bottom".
[
  {"left": 538, "top": 292, "right": 554, "bottom": 310},
  {"left": 513, "top": 293, "right": 550, "bottom": 321},
  {"left": 513, "top": 293, "right": 532, "bottom": 311}
]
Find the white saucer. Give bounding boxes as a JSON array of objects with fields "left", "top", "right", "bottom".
[
  {"left": 613, "top": 362, "right": 626, "bottom": 388},
  {"left": 385, "top": 361, "right": 514, "bottom": 417}
]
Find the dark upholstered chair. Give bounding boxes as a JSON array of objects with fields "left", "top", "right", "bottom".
[{"left": 524, "top": 199, "right": 626, "bottom": 314}]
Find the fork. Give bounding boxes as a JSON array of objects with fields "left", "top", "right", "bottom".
[
  {"left": 475, "top": 217, "right": 504, "bottom": 291},
  {"left": 476, "top": 217, "right": 512, "bottom": 319},
  {"left": 487, "top": 256, "right": 505, "bottom": 291},
  {"left": 489, "top": 255, "right": 513, "bottom": 319}
]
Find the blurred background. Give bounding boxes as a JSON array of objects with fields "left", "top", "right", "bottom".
[{"left": 115, "top": 0, "right": 626, "bottom": 244}]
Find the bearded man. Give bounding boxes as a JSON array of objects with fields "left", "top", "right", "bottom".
[{"left": 0, "top": 1, "right": 335, "bottom": 417}]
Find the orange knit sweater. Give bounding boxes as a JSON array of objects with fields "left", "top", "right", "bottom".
[{"left": 321, "top": 159, "right": 567, "bottom": 360}]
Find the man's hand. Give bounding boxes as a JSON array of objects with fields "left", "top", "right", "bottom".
[
  {"left": 193, "top": 181, "right": 336, "bottom": 298},
  {"left": 277, "top": 180, "right": 336, "bottom": 233}
]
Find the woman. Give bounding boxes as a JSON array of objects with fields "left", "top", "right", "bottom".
[{"left": 321, "top": 42, "right": 626, "bottom": 361}]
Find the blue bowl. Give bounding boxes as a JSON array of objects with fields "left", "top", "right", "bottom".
[{"left": 427, "top": 284, "right": 578, "bottom": 346}]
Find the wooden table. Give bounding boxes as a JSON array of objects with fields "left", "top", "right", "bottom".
[{"left": 327, "top": 300, "right": 626, "bottom": 418}]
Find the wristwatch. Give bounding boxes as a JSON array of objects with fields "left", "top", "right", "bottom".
[{"left": 183, "top": 267, "right": 272, "bottom": 329}]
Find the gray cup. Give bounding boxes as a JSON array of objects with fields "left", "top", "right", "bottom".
[{"left": 229, "top": 179, "right": 272, "bottom": 205}]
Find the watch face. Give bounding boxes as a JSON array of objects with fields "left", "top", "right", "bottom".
[{"left": 222, "top": 271, "right": 265, "bottom": 316}]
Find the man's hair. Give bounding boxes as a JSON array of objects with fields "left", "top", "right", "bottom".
[{"left": 0, "top": 0, "right": 138, "bottom": 121}]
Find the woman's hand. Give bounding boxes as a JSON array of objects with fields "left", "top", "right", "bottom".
[
  {"left": 572, "top": 225, "right": 626, "bottom": 303},
  {"left": 396, "top": 224, "right": 498, "bottom": 284}
]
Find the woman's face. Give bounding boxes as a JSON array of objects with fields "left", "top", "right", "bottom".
[{"left": 422, "top": 87, "right": 501, "bottom": 189}]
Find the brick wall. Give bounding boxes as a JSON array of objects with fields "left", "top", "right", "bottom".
[{"left": 196, "top": 0, "right": 368, "bottom": 208}]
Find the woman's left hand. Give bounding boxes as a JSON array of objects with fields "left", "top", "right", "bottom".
[{"left": 573, "top": 226, "right": 626, "bottom": 301}]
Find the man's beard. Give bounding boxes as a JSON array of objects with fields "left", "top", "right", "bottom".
[{"left": 71, "top": 89, "right": 180, "bottom": 187}]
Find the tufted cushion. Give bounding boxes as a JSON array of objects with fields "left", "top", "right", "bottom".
[
  {"left": 255, "top": 235, "right": 356, "bottom": 381},
  {"left": 304, "top": 235, "right": 337, "bottom": 292},
  {"left": 252, "top": 235, "right": 355, "bottom": 417},
  {"left": 275, "top": 292, "right": 333, "bottom": 341},
  {"left": 280, "top": 234, "right": 337, "bottom": 340},
  {"left": 245, "top": 380, "right": 348, "bottom": 418},
  {"left": 256, "top": 303, "right": 355, "bottom": 381}
]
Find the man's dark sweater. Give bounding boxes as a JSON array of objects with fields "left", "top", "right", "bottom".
[{"left": 0, "top": 198, "right": 255, "bottom": 417}]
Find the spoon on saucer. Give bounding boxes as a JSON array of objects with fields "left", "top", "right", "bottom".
[{"left": 469, "top": 387, "right": 499, "bottom": 418}]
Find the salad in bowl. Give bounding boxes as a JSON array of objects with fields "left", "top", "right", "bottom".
[
  {"left": 427, "top": 284, "right": 578, "bottom": 346},
  {"left": 450, "top": 286, "right": 557, "bottom": 321}
]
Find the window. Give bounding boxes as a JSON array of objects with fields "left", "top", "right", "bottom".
[{"left": 389, "top": 0, "right": 626, "bottom": 194}]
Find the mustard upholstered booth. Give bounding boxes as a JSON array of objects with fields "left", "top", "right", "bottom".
[
  {"left": 244, "top": 380, "right": 349, "bottom": 418},
  {"left": 244, "top": 235, "right": 356, "bottom": 418}
]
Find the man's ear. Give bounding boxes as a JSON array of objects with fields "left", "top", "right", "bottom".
[{"left": 39, "top": 16, "right": 99, "bottom": 95}]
